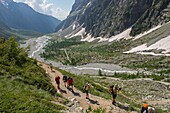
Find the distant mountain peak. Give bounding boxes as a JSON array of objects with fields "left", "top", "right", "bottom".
[{"left": 0, "top": 0, "right": 61, "bottom": 33}]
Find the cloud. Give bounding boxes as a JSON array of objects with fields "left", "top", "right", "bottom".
[{"left": 13, "top": 0, "right": 69, "bottom": 20}]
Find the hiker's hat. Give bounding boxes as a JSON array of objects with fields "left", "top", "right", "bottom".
[{"left": 143, "top": 104, "right": 149, "bottom": 108}]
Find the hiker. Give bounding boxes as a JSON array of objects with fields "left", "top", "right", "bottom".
[
  {"left": 49, "top": 63, "right": 53, "bottom": 72},
  {"left": 55, "top": 75, "right": 60, "bottom": 90},
  {"left": 148, "top": 107, "right": 155, "bottom": 113},
  {"left": 45, "top": 70, "right": 49, "bottom": 77},
  {"left": 63, "top": 75, "right": 68, "bottom": 87},
  {"left": 67, "top": 77, "right": 74, "bottom": 92},
  {"left": 84, "top": 83, "right": 93, "bottom": 99},
  {"left": 141, "top": 103, "right": 149, "bottom": 113},
  {"left": 109, "top": 84, "right": 121, "bottom": 105}
]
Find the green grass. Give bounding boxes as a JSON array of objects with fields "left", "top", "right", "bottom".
[
  {"left": 0, "top": 77, "right": 64, "bottom": 113},
  {"left": 86, "top": 107, "right": 106, "bottom": 113},
  {"left": 0, "top": 27, "right": 43, "bottom": 40},
  {"left": 108, "top": 72, "right": 169, "bottom": 82},
  {"left": 0, "top": 37, "right": 66, "bottom": 112}
]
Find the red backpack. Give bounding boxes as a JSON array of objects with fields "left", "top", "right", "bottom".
[{"left": 55, "top": 76, "right": 60, "bottom": 82}]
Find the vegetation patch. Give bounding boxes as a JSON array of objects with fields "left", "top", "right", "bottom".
[
  {"left": 0, "top": 37, "right": 66, "bottom": 112},
  {"left": 42, "top": 35, "right": 170, "bottom": 76}
]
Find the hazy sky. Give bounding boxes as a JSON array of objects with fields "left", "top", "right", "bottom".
[{"left": 13, "top": 0, "right": 75, "bottom": 20}]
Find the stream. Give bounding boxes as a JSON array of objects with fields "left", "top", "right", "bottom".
[{"left": 20, "top": 36, "right": 143, "bottom": 75}]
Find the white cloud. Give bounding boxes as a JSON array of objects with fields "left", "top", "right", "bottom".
[{"left": 13, "top": 0, "right": 69, "bottom": 20}]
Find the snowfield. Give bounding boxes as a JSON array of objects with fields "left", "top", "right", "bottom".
[
  {"left": 62, "top": 22, "right": 170, "bottom": 57},
  {"left": 68, "top": 24, "right": 162, "bottom": 43},
  {"left": 124, "top": 35, "right": 170, "bottom": 56}
]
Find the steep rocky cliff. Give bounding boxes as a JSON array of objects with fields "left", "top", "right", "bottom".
[{"left": 56, "top": 0, "right": 170, "bottom": 38}]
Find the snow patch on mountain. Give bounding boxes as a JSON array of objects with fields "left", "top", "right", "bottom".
[
  {"left": 97, "top": 37, "right": 108, "bottom": 42},
  {"left": 81, "top": 33, "right": 92, "bottom": 42},
  {"left": 108, "top": 28, "right": 132, "bottom": 42},
  {"left": 86, "top": 2, "right": 91, "bottom": 7},
  {"left": 124, "top": 35, "right": 170, "bottom": 56},
  {"left": 64, "top": 23, "right": 164, "bottom": 44},
  {"left": 73, "top": 24, "right": 76, "bottom": 30},
  {"left": 71, "top": 28, "right": 85, "bottom": 38}
]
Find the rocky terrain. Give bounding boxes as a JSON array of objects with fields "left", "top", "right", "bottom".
[
  {"left": 93, "top": 77, "right": 170, "bottom": 112},
  {"left": 56, "top": 0, "right": 170, "bottom": 38}
]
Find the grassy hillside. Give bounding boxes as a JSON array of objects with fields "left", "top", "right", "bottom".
[
  {"left": 0, "top": 37, "right": 66, "bottom": 112},
  {"left": 0, "top": 27, "right": 43, "bottom": 40}
]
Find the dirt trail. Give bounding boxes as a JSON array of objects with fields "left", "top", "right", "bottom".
[{"left": 41, "top": 63, "right": 137, "bottom": 113}]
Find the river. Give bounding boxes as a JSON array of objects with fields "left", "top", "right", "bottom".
[{"left": 20, "top": 36, "right": 142, "bottom": 75}]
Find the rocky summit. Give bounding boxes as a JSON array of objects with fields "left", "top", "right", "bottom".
[{"left": 56, "top": 0, "right": 170, "bottom": 38}]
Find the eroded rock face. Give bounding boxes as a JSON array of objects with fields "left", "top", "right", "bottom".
[
  {"left": 131, "top": 0, "right": 170, "bottom": 36},
  {"left": 56, "top": 0, "right": 170, "bottom": 38}
]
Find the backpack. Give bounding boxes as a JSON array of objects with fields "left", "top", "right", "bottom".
[
  {"left": 141, "top": 107, "right": 148, "bottom": 113},
  {"left": 109, "top": 85, "right": 114, "bottom": 93},
  {"left": 55, "top": 76, "right": 60, "bottom": 82},
  {"left": 63, "top": 75, "right": 67, "bottom": 81}
]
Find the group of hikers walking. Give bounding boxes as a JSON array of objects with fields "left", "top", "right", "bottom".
[
  {"left": 55, "top": 75, "right": 74, "bottom": 92},
  {"left": 49, "top": 63, "right": 155, "bottom": 112}
]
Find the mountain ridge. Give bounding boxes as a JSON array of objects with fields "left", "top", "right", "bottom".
[
  {"left": 56, "top": 0, "right": 170, "bottom": 39},
  {"left": 0, "top": 0, "right": 61, "bottom": 34}
]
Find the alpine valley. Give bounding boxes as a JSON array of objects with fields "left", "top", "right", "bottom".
[{"left": 1, "top": 0, "right": 170, "bottom": 113}]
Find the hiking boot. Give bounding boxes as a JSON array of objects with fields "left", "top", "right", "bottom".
[
  {"left": 112, "top": 101, "right": 116, "bottom": 105},
  {"left": 86, "top": 97, "right": 89, "bottom": 99}
]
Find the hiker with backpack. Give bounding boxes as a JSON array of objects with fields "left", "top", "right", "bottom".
[
  {"left": 84, "top": 83, "right": 93, "bottom": 99},
  {"left": 141, "top": 103, "right": 149, "bottom": 113},
  {"left": 55, "top": 75, "right": 60, "bottom": 90},
  {"left": 49, "top": 63, "right": 53, "bottom": 72},
  {"left": 63, "top": 75, "right": 68, "bottom": 87},
  {"left": 67, "top": 77, "right": 74, "bottom": 92},
  {"left": 148, "top": 106, "right": 155, "bottom": 113},
  {"left": 109, "top": 84, "right": 121, "bottom": 105},
  {"left": 141, "top": 104, "right": 155, "bottom": 113}
]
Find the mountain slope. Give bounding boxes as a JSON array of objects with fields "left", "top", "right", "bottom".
[
  {"left": 56, "top": 0, "right": 170, "bottom": 38},
  {"left": 0, "top": 21, "right": 43, "bottom": 40},
  {"left": 0, "top": 0, "right": 61, "bottom": 34},
  {"left": 0, "top": 37, "right": 66, "bottom": 112}
]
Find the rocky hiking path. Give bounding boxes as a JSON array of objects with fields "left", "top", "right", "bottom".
[{"left": 41, "top": 63, "right": 137, "bottom": 113}]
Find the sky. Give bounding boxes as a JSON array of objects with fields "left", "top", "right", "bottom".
[{"left": 13, "top": 0, "right": 75, "bottom": 20}]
